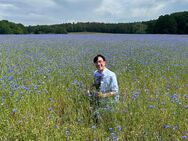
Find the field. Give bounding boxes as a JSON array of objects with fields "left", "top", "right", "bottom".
[{"left": 0, "top": 34, "right": 188, "bottom": 140}]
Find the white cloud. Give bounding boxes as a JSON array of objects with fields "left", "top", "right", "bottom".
[
  {"left": 61, "top": 0, "right": 89, "bottom": 3},
  {"left": 0, "top": 0, "right": 187, "bottom": 25},
  {"left": 25, "top": 0, "right": 56, "bottom": 8},
  {"left": 95, "top": 0, "right": 122, "bottom": 14},
  {"left": 94, "top": 0, "right": 187, "bottom": 22},
  {"left": 0, "top": 3, "right": 18, "bottom": 18}
]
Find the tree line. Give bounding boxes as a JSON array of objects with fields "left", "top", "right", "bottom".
[{"left": 0, "top": 11, "right": 187, "bottom": 34}]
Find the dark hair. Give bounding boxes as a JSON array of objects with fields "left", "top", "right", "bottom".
[{"left": 93, "top": 54, "right": 106, "bottom": 63}]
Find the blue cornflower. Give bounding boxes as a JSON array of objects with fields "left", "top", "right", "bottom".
[
  {"left": 171, "top": 94, "right": 177, "bottom": 99},
  {"left": 163, "top": 125, "right": 170, "bottom": 129},
  {"left": 111, "top": 133, "right": 117, "bottom": 141},
  {"left": 109, "top": 128, "right": 113, "bottom": 133},
  {"left": 182, "top": 135, "right": 187, "bottom": 139},
  {"left": 2, "top": 75, "right": 7, "bottom": 79},
  {"left": 109, "top": 128, "right": 117, "bottom": 141},
  {"left": 40, "top": 68, "right": 44, "bottom": 73},
  {"left": 131, "top": 90, "right": 139, "bottom": 100},
  {"left": 185, "top": 105, "right": 188, "bottom": 109},
  {"left": 66, "top": 88, "right": 71, "bottom": 92},
  {"left": 123, "top": 107, "right": 126, "bottom": 113},
  {"left": 48, "top": 98, "right": 54, "bottom": 102},
  {"left": 7, "top": 69, "right": 12, "bottom": 73},
  {"left": 12, "top": 108, "right": 16, "bottom": 114},
  {"left": 24, "top": 86, "right": 29, "bottom": 91},
  {"left": 48, "top": 107, "right": 53, "bottom": 111},
  {"left": 7, "top": 65, "right": 12, "bottom": 73},
  {"left": 170, "top": 93, "right": 179, "bottom": 105},
  {"left": 117, "top": 125, "right": 121, "bottom": 131},
  {"left": 8, "top": 76, "right": 13, "bottom": 81},
  {"left": 148, "top": 105, "right": 155, "bottom": 109}
]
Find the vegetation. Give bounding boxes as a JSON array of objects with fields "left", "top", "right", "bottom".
[
  {"left": 146, "top": 11, "right": 188, "bottom": 34},
  {"left": 0, "top": 11, "right": 187, "bottom": 34},
  {"left": 0, "top": 20, "right": 28, "bottom": 34},
  {"left": 0, "top": 34, "right": 188, "bottom": 140}
]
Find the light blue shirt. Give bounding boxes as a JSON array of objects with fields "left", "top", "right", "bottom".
[{"left": 94, "top": 68, "right": 119, "bottom": 102}]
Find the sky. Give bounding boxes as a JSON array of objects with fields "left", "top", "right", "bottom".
[{"left": 0, "top": 0, "right": 187, "bottom": 26}]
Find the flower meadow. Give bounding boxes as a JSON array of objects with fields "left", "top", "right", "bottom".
[{"left": 0, "top": 34, "right": 188, "bottom": 140}]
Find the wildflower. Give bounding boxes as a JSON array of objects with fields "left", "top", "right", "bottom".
[
  {"left": 7, "top": 65, "right": 12, "bottom": 73},
  {"left": 48, "top": 98, "right": 54, "bottom": 102},
  {"left": 170, "top": 93, "right": 179, "bottom": 105},
  {"left": 109, "top": 128, "right": 113, "bottom": 133},
  {"left": 117, "top": 125, "right": 121, "bottom": 131},
  {"left": 184, "top": 95, "right": 188, "bottom": 99},
  {"left": 2, "top": 75, "right": 7, "bottom": 79},
  {"left": 123, "top": 107, "right": 126, "bottom": 113},
  {"left": 182, "top": 135, "right": 187, "bottom": 139},
  {"left": 40, "top": 68, "right": 44, "bottom": 73},
  {"left": 8, "top": 76, "right": 13, "bottom": 81},
  {"left": 12, "top": 108, "right": 16, "bottom": 114},
  {"left": 7, "top": 69, "right": 12, "bottom": 73},
  {"left": 48, "top": 107, "right": 53, "bottom": 111},
  {"left": 148, "top": 105, "right": 155, "bottom": 109},
  {"left": 163, "top": 125, "right": 170, "bottom": 129},
  {"left": 171, "top": 94, "right": 177, "bottom": 99},
  {"left": 185, "top": 105, "right": 188, "bottom": 109},
  {"left": 131, "top": 90, "right": 139, "bottom": 100},
  {"left": 109, "top": 128, "right": 117, "bottom": 141},
  {"left": 66, "top": 88, "right": 71, "bottom": 92},
  {"left": 111, "top": 133, "right": 117, "bottom": 141},
  {"left": 24, "top": 86, "right": 29, "bottom": 91}
]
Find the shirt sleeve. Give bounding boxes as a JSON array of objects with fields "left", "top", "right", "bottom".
[{"left": 111, "top": 73, "right": 119, "bottom": 101}]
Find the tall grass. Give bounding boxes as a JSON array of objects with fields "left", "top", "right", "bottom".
[{"left": 0, "top": 34, "right": 187, "bottom": 140}]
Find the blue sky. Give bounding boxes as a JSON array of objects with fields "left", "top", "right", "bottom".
[{"left": 0, "top": 0, "right": 187, "bottom": 25}]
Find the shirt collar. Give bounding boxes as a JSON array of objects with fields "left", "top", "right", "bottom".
[{"left": 98, "top": 67, "right": 107, "bottom": 74}]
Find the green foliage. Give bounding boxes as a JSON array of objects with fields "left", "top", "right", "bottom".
[
  {"left": 172, "top": 11, "right": 188, "bottom": 34},
  {"left": 27, "top": 25, "right": 67, "bottom": 34},
  {"left": 0, "top": 20, "right": 28, "bottom": 34},
  {"left": 155, "top": 15, "right": 177, "bottom": 34},
  {"left": 145, "top": 11, "right": 188, "bottom": 34},
  {"left": 0, "top": 11, "right": 188, "bottom": 34}
]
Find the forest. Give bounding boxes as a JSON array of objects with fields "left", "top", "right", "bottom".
[{"left": 0, "top": 11, "right": 187, "bottom": 34}]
